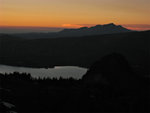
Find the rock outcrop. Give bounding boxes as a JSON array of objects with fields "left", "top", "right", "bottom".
[
  {"left": 82, "top": 53, "right": 150, "bottom": 111},
  {"left": 82, "top": 53, "right": 133, "bottom": 86}
]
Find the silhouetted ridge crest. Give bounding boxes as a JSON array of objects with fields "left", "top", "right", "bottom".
[
  {"left": 59, "top": 23, "right": 131, "bottom": 37},
  {"left": 82, "top": 53, "right": 133, "bottom": 85},
  {"left": 9, "top": 23, "right": 132, "bottom": 39},
  {"left": 103, "top": 23, "right": 116, "bottom": 26}
]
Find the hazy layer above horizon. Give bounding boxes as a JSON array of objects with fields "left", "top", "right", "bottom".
[
  {"left": 0, "top": 24, "right": 150, "bottom": 34},
  {"left": 0, "top": 26, "right": 64, "bottom": 34}
]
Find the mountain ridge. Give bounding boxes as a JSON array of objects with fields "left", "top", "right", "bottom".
[
  {"left": 10, "top": 23, "right": 132, "bottom": 39},
  {"left": 58, "top": 23, "right": 131, "bottom": 37}
]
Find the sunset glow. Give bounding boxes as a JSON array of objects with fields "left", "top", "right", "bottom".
[{"left": 0, "top": 0, "right": 150, "bottom": 31}]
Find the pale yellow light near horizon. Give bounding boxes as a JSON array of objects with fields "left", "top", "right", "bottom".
[{"left": 0, "top": 0, "right": 150, "bottom": 29}]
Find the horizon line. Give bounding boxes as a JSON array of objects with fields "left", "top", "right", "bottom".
[
  {"left": 0, "top": 24, "right": 150, "bottom": 32},
  {"left": 0, "top": 24, "right": 150, "bottom": 28}
]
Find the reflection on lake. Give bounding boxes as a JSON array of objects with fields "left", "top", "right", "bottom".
[{"left": 0, "top": 65, "right": 88, "bottom": 79}]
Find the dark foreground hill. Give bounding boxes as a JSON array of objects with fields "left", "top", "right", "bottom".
[
  {"left": 0, "top": 53, "right": 149, "bottom": 112},
  {"left": 0, "top": 30, "right": 149, "bottom": 74}
]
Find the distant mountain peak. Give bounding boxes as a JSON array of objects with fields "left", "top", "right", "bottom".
[
  {"left": 59, "top": 23, "right": 131, "bottom": 37},
  {"left": 89, "top": 23, "right": 126, "bottom": 30},
  {"left": 104, "top": 23, "right": 116, "bottom": 26}
]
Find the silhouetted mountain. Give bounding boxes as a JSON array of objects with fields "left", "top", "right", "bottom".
[
  {"left": 82, "top": 53, "right": 133, "bottom": 85},
  {"left": 82, "top": 53, "right": 150, "bottom": 112},
  {"left": 10, "top": 23, "right": 132, "bottom": 39},
  {"left": 59, "top": 23, "right": 131, "bottom": 37}
]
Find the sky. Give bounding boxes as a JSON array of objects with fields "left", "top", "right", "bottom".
[{"left": 0, "top": 0, "right": 150, "bottom": 32}]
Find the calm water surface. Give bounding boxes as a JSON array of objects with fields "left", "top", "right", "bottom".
[{"left": 0, "top": 65, "right": 88, "bottom": 79}]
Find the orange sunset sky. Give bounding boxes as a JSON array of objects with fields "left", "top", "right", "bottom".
[{"left": 0, "top": 0, "right": 150, "bottom": 31}]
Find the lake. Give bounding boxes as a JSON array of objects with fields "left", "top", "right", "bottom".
[{"left": 0, "top": 65, "right": 88, "bottom": 79}]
